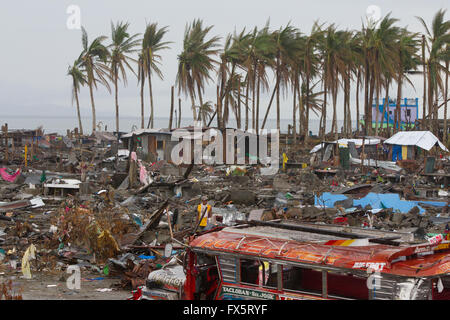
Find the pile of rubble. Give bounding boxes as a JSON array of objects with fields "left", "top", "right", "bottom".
[{"left": 0, "top": 128, "right": 448, "bottom": 299}]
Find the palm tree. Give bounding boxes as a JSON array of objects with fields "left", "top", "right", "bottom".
[
  {"left": 318, "top": 25, "right": 347, "bottom": 139},
  {"left": 289, "top": 33, "right": 306, "bottom": 142},
  {"left": 68, "top": 56, "right": 87, "bottom": 135},
  {"left": 217, "top": 30, "right": 249, "bottom": 129},
  {"left": 241, "top": 24, "right": 276, "bottom": 132},
  {"left": 374, "top": 15, "right": 401, "bottom": 136},
  {"left": 301, "top": 23, "right": 323, "bottom": 142},
  {"left": 346, "top": 31, "right": 364, "bottom": 136},
  {"left": 142, "top": 23, "right": 171, "bottom": 128},
  {"left": 394, "top": 30, "right": 420, "bottom": 133},
  {"left": 177, "top": 19, "right": 221, "bottom": 124},
  {"left": 79, "top": 27, "right": 111, "bottom": 133},
  {"left": 263, "top": 24, "right": 299, "bottom": 131},
  {"left": 197, "top": 101, "right": 214, "bottom": 126},
  {"left": 417, "top": 9, "right": 450, "bottom": 136},
  {"left": 109, "top": 21, "right": 140, "bottom": 134},
  {"left": 444, "top": 57, "right": 449, "bottom": 145},
  {"left": 137, "top": 53, "right": 146, "bottom": 128},
  {"left": 361, "top": 13, "right": 401, "bottom": 135},
  {"left": 300, "top": 80, "right": 324, "bottom": 121}
]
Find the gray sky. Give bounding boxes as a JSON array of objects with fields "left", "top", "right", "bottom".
[{"left": 0, "top": 0, "right": 447, "bottom": 128}]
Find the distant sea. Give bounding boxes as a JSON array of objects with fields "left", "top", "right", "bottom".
[{"left": 0, "top": 115, "right": 356, "bottom": 136}]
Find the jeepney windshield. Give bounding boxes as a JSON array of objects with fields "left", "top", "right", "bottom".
[{"left": 197, "top": 253, "right": 215, "bottom": 266}]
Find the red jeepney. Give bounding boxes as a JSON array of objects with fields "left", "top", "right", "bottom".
[{"left": 183, "top": 223, "right": 450, "bottom": 300}]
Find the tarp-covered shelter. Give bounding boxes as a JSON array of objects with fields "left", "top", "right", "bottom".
[
  {"left": 310, "top": 138, "right": 381, "bottom": 154},
  {"left": 384, "top": 131, "right": 448, "bottom": 161}
]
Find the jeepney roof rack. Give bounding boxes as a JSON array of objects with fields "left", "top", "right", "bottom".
[{"left": 235, "top": 219, "right": 402, "bottom": 246}]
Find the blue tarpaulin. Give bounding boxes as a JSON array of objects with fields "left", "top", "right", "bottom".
[{"left": 315, "top": 192, "right": 447, "bottom": 214}]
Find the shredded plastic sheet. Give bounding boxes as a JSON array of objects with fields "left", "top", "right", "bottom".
[
  {"left": 21, "top": 244, "right": 37, "bottom": 279},
  {"left": 0, "top": 168, "right": 21, "bottom": 182}
]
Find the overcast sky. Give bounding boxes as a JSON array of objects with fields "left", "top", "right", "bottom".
[{"left": 0, "top": 0, "right": 447, "bottom": 127}]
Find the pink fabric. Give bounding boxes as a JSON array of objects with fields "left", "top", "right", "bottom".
[
  {"left": 139, "top": 162, "right": 149, "bottom": 185},
  {"left": 0, "top": 168, "right": 21, "bottom": 182}
]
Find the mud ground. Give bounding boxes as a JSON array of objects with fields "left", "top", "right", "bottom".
[{"left": 1, "top": 270, "right": 131, "bottom": 300}]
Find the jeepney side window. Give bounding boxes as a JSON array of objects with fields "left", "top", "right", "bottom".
[
  {"left": 240, "top": 259, "right": 260, "bottom": 286},
  {"left": 261, "top": 262, "right": 278, "bottom": 289},
  {"left": 326, "top": 271, "right": 369, "bottom": 300},
  {"left": 282, "top": 265, "right": 322, "bottom": 295},
  {"left": 240, "top": 259, "right": 278, "bottom": 288}
]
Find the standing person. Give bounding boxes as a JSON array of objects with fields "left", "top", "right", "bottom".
[{"left": 197, "top": 196, "right": 212, "bottom": 231}]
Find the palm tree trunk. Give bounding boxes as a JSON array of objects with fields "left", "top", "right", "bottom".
[
  {"left": 114, "top": 72, "right": 119, "bottom": 133},
  {"left": 261, "top": 85, "right": 277, "bottom": 129},
  {"left": 276, "top": 56, "right": 280, "bottom": 131},
  {"left": 169, "top": 86, "right": 174, "bottom": 130},
  {"left": 332, "top": 86, "right": 338, "bottom": 138},
  {"left": 74, "top": 85, "right": 83, "bottom": 136},
  {"left": 375, "top": 85, "right": 380, "bottom": 136},
  {"left": 368, "top": 68, "right": 376, "bottom": 136},
  {"left": 364, "top": 58, "right": 370, "bottom": 135},
  {"left": 427, "top": 65, "right": 433, "bottom": 133},
  {"left": 422, "top": 35, "right": 427, "bottom": 130},
  {"left": 252, "top": 65, "right": 256, "bottom": 130},
  {"left": 293, "top": 74, "right": 298, "bottom": 143},
  {"left": 237, "top": 79, "right": 242, "bottom": 129},
  {"left": 346, "top": 75, "right": 352, "bottom": 136},
  {"left": 321, "top": 77, "right": 328, "bottom": 140},
  {"left": 178, "top": 98, "right": 182, "bottom": 128},
  {"left": 189, "top": 85, "right": 197, "bottom": 122},
  {"left": 256, "top": 73, "right": 260, "bottom": 133},
  {"left": 444, "top": 60, "right": 449, "bottom": 145},
  {"left": 197, "top": 82, "right": 204, "bottom": 123},
  {"left": 216, "top": 85, "right": 222, "bottom": 128},
  {"left": 434, "top": 90, "right": 439, "bottom": 138},
  {"left": 298, "top": 82, "right": 304, "bottom": 138},
  {"left": 382, "top": 79, "right": 390, "bottom": 137},
  {"left": 140, "top": 74, "right": 145, "bottom": 129},
  {"left": 147, "top": 73, "right": 154, "bottom": 129},
  {"left": 88, "top": 82, "right": 96, "bottom": 133},
  {"left": 356, "top": 70, "right": 360, "bottom": 133},
  {"left": 245, "top": 75, "right": 249, "bottom": 131},
  {"left": 305, "top": 74, "right": 310, "bottom": 142},
  {"left": 395, "top": 73, "right": 402, "bottom": 133},
  {"left": 343, "top": 79, "right": 348, "bottom": 136}
]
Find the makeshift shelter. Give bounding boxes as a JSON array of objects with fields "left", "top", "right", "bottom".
[
  {"left": 384, "top": 131, "right": 449, "bottom": 161},
  {"left": 310, "top": 138, "right": 381, "bottom": 163},
  {"left": 121, "top": 129, "right": 174, "bottom": 162}
]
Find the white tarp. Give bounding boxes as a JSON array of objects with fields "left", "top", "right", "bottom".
[
  {"left": 310, "top": 138, "right": 381, "bottom": 154},
  {"left": 384, "top": 131, "right": 449, "bottom": 152}
]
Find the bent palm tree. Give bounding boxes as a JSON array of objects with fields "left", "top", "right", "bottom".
[
  {"left": 68, "top": 57, "right": 87, "bottom": 135},
  {"left": 417, "top": 9, "right": 450, "bottom": 135},
  {"left": 177, "top": 19, "right": 221, "bottom": 123},
  {"left": 142, "top": 23, "right": 171, "bottom": 128},
  {"left": 79, "top": 27, "right": 111, "bottom": 133},
  {"left": 197, "top": 101, "right": 214, "bottom": 126},
  {"left": 109, "top": 21, "right": 140, "bottom": 133}
]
